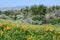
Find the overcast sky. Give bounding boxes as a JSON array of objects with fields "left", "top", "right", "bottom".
[{"left": 0, "top": 0, "right": 60, "bottom": 7}]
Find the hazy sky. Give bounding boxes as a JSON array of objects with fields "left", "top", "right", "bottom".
[{"left": 0, "top": 0, "right": 60, "bottom": 7}]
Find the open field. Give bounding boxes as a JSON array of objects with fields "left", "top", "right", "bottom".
[
  {"left": 0, "top": 0, "right": 60, "bottom": 40},
  {"left": 0, "top": 19, "right": 60, "bottom": 40}
]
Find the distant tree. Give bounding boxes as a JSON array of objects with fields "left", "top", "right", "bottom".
[
  {"left": 21, "top": 7, "right": 30, "bottom": 19},
  {"left": 30, "top": 5, "right": 47, "bottom": 24},
  {"left": 4, "top": 10, "right": 12, "bottom": 15},
  {"left": 30, "top": 5, "right": 38, "bottom": 15},
  {"left": 0, "top": 10, "right": 2, "bottom": 15},
  {"left": 38, "top": 5, "right": 47, "bottom": 15}
]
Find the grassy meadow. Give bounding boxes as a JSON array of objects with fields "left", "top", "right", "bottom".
[
  {"left": 0, "top": 1, "right": 60, "bottom": 40},
  {"left": 0, "top": 19, "right": 60, "bottom": 40}
]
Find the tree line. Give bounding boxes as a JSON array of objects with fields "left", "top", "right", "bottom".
[{"left": 0, "top": 5, "right": 60, "bottom": 25}]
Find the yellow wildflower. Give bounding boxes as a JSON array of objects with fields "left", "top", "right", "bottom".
[
  {"left": 6, "top": 26, "right": 11, "bottom": 30},
  {"left": 27, "top": 35, "right": 33, "bottom": 40},
  {"left": 49, "top": 27, "right": 54, "bottom": 32},
  {"left": 0, "top": 24, "right": 2, "bottom": 27},
  {"left": 11, "top": 23, "right": 16, "bottom": 27},
  {"left": 4, "top": 21, "right": 8, "bottom": 25},
  {"left": 23, "top": 25, "right": 27, "bottom": 31},
  {"left": 44, "top": 27, "right": 49, "bottom": 31}
]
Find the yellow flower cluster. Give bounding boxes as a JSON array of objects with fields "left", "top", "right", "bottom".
[
  {"left": 44, "top": 26, "right": 54, "bottom": 32},
  {"left": 6, "top": 26, "right": 11, "bottom": 31}
]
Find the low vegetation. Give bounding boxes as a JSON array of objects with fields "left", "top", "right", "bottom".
[{"left": 0, "top": 20, "right": 60, "bottom": 40}]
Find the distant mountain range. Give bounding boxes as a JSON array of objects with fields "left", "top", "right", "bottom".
[{"left": 0, "top": 6, "right": 25, "bottom": 11}]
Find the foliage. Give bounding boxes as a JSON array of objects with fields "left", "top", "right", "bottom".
[
  {"left": 50, "top": 17, "right": 60, "bottom": 24},
  {"left": 0, "top": 5, "right": 60, "bottom": 24},
  {"left": 0, "top": 21, "right": 60, "bottom": 40}
]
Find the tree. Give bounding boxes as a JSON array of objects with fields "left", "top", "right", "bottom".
[
  {"left": 30, "top": 5, "right": 38, "bottom": 15},
  {"left": 0, "top": 10, "right": 2, "bottom": 15},
  {"left": 38, "top": 5, "right": 47, "bottom": 15},
  {"left": 21, "top": 7, "right": 30, "bottom": 19},
  {"left": 30, "top": 5, "right": 47, "bottom": 24},
  {"left": 4, "top": 10, "right": 12, "bottom": 16}
]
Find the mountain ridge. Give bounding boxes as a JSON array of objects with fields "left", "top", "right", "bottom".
[{"left": 0, "top": 6, "right": 25, "bottom": 11}]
